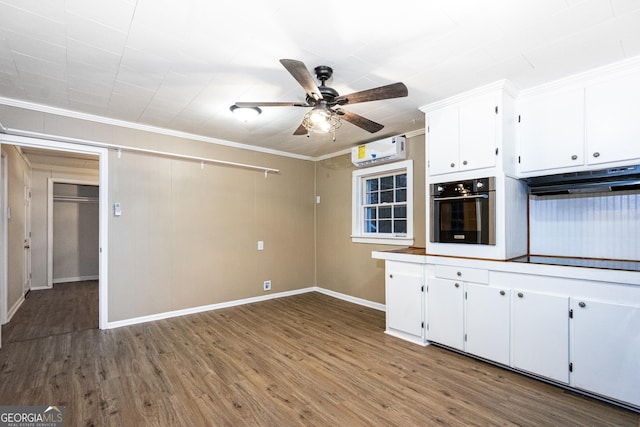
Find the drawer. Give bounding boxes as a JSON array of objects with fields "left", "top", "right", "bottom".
[{"left": 434, "top": 265, "right": 489, "bottom": 284}]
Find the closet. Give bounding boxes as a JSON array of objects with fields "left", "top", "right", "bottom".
[{"left": 52, "top": 183, "right": 99, "bottom": 284}]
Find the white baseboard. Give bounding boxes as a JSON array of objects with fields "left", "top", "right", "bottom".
[
  {"left": 314, "top": 287, "right": 386, "bottom": 312},
  {"left": 53, "top": 275, "right": 99, "bottom": 284},
  {"left": 6, "top": 295, "right": 25, "bottom": 324},
  {"left": 105, "top": 287, "right": 385, "bottom": 330},
  {"left": 106, "top": 287, "right": 317, "bottom": 329}
]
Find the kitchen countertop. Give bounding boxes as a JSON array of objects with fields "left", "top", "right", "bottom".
[{"left": 372, "top": 248, "right": 640, "bottom": 286}]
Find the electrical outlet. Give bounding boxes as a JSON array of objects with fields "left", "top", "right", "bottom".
[{"left": 263, "top": 280, "right": 271, "bottom": 291}]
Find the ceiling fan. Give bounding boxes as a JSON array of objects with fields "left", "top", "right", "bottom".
[{"left": 233, "top": 59, "right": 408, "bottom": 137}]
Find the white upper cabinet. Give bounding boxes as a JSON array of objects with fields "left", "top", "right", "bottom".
[
  {"left": 585, "top": 68, "right": 640, "bottom": 166},
  {"left": 426, "top": 104, "right": 460, "bottom": 176},
  {"left": 421, "top": 81, "right": 514, "bottom": 177},
  {"left": 426, "top": 92, "right": 498, "bottom": 176},
  {"left": 516, "top": 87, "right": 585, "bottom": 174},
  {"left": 459, "top": 93, "right": 499, "bottom": 172},
  {"left": 516, "top": 58, "right": 640, "bottom": 176}
]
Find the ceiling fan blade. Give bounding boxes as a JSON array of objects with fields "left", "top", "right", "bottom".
[
  {"left": 336, "top": 82, "right": 408, "bottom": 105},
  {"left": 280, "top": 59, "right": 323, "bottom": 101},
  {"left": 235, "top": 101, "right": 310, "bottom": 107},
  {"left": 338, "top": 109, "right": 384, "bottom": 133},
  {"left": 293, "top": 122, "right": 308, "bottom": 135}
]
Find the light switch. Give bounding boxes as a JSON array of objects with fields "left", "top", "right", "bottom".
[
  {"left": 114, "top": 203, "right": 122, "bottom": 216},
  {"left": 257, "top": 240, "right": 264, "bottom": 250}
]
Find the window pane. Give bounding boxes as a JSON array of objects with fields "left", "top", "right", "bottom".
[
  {"left": 380, "top": 176, "right": 394, "bottom": 190},
  {"left": 366, "top": 191, "right": 378, "bottom": 204},
  {"left": 379, "top": 206, "right": 392, "bottom": 219},
  {"left": 364, "top": 220, "right": 376, "bottom": 233},
  {"left": 395, "top": 188, "right": 406, "bottom": 203},
  {"left": 395, "top": 173, "right": 407, "bottom": 188},
  {"left": 365, "top": 207, "right": 376, "bottom": 220},
  {"left": 394, "top": 205, "right": 406, "bottom": 219},
  {"left": 378, "top": 220, "right": 392, "bottom": 233},
  {"left": 366, "top": 178, "right": 378, "bottom": 192},
  {"left": 380, "top": 190, "right": 394, "bottom": 203},
  {"left": 394, "top": 220, "right": 407, "bottom": 234}
]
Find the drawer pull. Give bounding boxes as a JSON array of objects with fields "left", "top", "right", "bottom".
[
  {"left": 456, "top": 271, "right": 462, "bottom": 277},
  {"left": 454, "top": 283, "right": 460, "bottom": 288},
  {"left": 389, "top": 274, "right": 393, "bottom": 279},
  {"left": 500, "top": 290, "right": 506, "bottom": 296},
  {"left": 517, "top": 292, "right": 524, "bottom": 298},
  {"left": 578, "top": 301, "right": 586, "bottom": 308}
]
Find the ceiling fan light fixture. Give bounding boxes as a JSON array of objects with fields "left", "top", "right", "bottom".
[
  {"left": 230, "top": 105, "right": 262, "bottom": 122},
  {"left": 302, "top": 105, "right": 341, "bottom": 134}
]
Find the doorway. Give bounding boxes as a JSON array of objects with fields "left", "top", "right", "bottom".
[{"left": 0, "top": 134, "right": 108, "bottom": 331}]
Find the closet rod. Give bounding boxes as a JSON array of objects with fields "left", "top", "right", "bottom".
[{"left": 0, "top": 124, "right": 280, "bottom": 175}]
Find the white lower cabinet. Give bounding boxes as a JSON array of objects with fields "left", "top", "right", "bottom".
[
  {"left": 426, "top": 278, "right": 464, "bottom": 350},
  {"left": 511, "top": 290, "right": 570, "bottom": 383},
  {"left": 464, "top": 283, "right": 510, "bottom": 365},
  {"left": 570, "top": 298, "right": 640, "bottom": 407},
  {"left": 385, "top": 261, "right": 425, "bottom": 344},
  {"left": 378, "top": 255, "right": 640, "bottom": 410}
]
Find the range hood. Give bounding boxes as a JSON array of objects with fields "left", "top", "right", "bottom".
[{"left": 526, "top": 165, "right": 640, "bottom": 196}]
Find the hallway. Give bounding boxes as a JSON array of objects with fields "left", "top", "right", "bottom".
[{"left": 2, "top": 280, "right": 98, "bottom": 344}]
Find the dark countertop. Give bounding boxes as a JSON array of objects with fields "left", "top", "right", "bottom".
[{"left": 510, "top": 255, "right": 640, "bottom": 272}]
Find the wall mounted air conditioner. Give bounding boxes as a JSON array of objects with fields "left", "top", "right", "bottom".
[{"left": 351, "top": 136, "right": 406, "bottom": 167}]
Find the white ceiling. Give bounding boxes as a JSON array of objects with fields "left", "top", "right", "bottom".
[{"left": 1, "top": 0, "right": 639, "bottom": 159}]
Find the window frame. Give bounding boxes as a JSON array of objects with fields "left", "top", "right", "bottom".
[{"left": 351, "top": 159, "right": 414, "bottom": 245}]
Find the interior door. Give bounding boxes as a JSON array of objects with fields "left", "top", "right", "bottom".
[{"left": 23, "top": 172, "right": 31, "bottom": 295}]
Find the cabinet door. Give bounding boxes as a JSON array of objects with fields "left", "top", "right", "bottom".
[
  {"left": 464, "top": 284, "right": 510, "bottom": 365},
  {"left": 427, "top": 277, "right": 464, "bottom": 350},
  {"left": 386, "top": 263, "right": 424, "bottom": 339},
  {"left": 517, "top": 88, "right": 585, "bottom": 173},
  {"left": 511, "top": 290, "right": 570, "bottom": 384},
  {"left": 585, "top": 69, "right": 640, "bottom": 165},
  {"left": 571, "top": 298, "right": 640, "bottom": 407},
  {"left": 426, "top": 106, "right": 459, "bottom": 176},
  {"left": 459, "top": 93, "right": 497, "bottom": 172}
]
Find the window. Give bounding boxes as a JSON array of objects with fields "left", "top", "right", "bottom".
[{"left": 352, "top": 160, "right": 413, "bottom": 245}]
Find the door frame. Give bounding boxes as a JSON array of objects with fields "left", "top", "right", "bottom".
[
  {"left": 0, "top": 152, "right": 7, "bottom": 327},
  {"left": 0, "top": 134, "right": 109, "bottom": 329},
  {"left": 22, "top": 170, "right": 31, "bottom": 296}
]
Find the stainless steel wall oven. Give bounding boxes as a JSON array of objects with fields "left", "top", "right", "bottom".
[{"left": 430, "top": 177, "right": 496, "bottom": 245}]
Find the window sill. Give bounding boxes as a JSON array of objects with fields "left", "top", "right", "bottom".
[{"left": 351, "top": 236, "right": 414, "bottom": 246}]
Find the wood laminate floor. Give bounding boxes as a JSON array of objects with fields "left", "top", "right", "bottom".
[{"left": 0, "top": 284, "right": 638, "bottom": 426}]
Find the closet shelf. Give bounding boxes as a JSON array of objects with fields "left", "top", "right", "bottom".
[{"left": 53, "top": 195, "right": 99, "bottom": 203}]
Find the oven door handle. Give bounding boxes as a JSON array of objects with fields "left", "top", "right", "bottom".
[{"left": 432, "top": 194, "right": 489, "bottom": 201}]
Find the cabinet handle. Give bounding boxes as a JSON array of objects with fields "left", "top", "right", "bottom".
[
  {"left": 462, "top": 160, "right": 468, "bottom": 166},
  {"left": 517, "top": 292, "right": 524, "bottom": 298},
  {"left": 500, "top": 290, "right": 505, "bottom": 296},
  {"left": 593, "top": 152, "right": 600, "bottom": 158},
  {"left": 578, "top": 301, "right": 586, "bottom": 308},
  {"left": 389, "top": 274, "right": 393, "bottom": 279},
  {"left": 571, "top": 154, "right": 578, "bottom": 160},
  {"left": 456, "top": 271, "right": 462, "bottom": 277},
  {"left": 450, "top": 162, "right": 455, "bottom": 168},
  {"left": 454, "top": 283, "right": 460, "bottom": 288}
]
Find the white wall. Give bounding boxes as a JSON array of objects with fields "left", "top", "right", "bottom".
[{"left": 529, "top": 191, "right": 640, "bottom": 260}]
